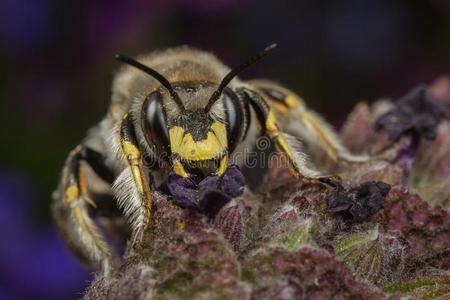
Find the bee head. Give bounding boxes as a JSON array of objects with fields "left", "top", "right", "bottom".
[
  {"left": 139, "top": 83, "right": 242, "bottom": 177},
  {"left": 115, "top": 44, "right": 276, "bottom": 177}
]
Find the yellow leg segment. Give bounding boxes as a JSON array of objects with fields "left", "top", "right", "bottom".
[
  {"left": 265, "top": 110, "right": 323, "bottom": 179},
  {"left": 240, "top": 87, "right": 337, "bottom": 182},
  {"left": 250, "top": 81, "right": 369, "bottom": 163},
  {"left": 54, "top": 145, "right": 113, "bottom": 274},
  {"left": 120, "top": 114, "right": 153, "bottom": 243}
]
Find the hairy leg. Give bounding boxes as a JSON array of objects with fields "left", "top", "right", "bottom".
[{"left": 52, "top": 145, "right": 115, "bottom": 274}]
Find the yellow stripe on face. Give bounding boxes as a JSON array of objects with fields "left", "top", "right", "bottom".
[
  {"left": 169, "top": 121, "right": 228, "bottom": 161},
  {"left": 217, "top": 155, "right": 228, "bottom": 175},
  {"left": 169, "top": 126, "right": 184, "bottom": 154},
  {"left": 178, "top": 132, "right": 223, "bottom": 160},
  {"left": 173, "top": 160, "right": 188, "bottom": 178},
  {"left": 211, "top": 121, "right": 228, "bottom": 148}
]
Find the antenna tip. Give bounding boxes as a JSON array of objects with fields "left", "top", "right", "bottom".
[{"left": 114, "top": 54, "right": 122, "bottom": 60}]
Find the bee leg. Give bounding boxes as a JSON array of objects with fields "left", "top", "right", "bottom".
[
  {"left": 239, "top": 88, "right": 340, "bottom": 184},
  {"left": 247, "top": 80, "right": 370, "bottom": 163},
  {"left": 52, "top": 145, "right": 115, "bottom": 275},
  {"left": 116, "top": 114, "right": 153, "bottom": 249}
]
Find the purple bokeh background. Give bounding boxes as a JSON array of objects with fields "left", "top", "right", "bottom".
[{"left": 0, "top": 0, "right": 449, "bottom": 299}]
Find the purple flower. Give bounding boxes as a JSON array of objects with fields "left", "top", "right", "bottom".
[
  {"left": 166, "top": 165, "right": 245, "bottom": 217},
  {"left": 326, "top": 180, "right": 391, "bottom": 223},
  {"left": 375, "top": 85, "right": 448, "bottom": 142},
  {"left": 166, "top": 174, "right": 199, "bottom": 210}
]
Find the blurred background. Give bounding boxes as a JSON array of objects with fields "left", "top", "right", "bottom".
[{"left": 0, "top": 0, "right": 449, "bottom": 299}]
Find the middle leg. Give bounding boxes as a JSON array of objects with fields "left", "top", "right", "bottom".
[
  {"left": 238, "top": 87, "right": 329, "bottom": 181},
  {"left": 247, "top": 80, "right": 370, "bottom": 163}
]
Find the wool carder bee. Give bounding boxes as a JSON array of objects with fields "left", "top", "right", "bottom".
[{"left": 52, "top": 44, "right": 369, "bottom": 274}]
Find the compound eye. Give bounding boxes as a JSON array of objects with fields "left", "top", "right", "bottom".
[
  {"left": 223, "top": 90, "right": 244, "bottom": 152},
  {"left": 142, "top": 91, "right": 170, "bottom": 160}
]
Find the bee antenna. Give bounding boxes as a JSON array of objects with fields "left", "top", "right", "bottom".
[
  {"left": 205, "top": 43, "right": 277, "bottom": 112},
  {"left": 115, "top": 54, "right": 186, "bottom": 111}
]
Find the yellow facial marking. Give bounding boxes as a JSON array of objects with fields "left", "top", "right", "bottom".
[
  {"left": 217, "top": 155, "right": 228, "bottom": 175},
  {"left": 179, "top": 132, "right": 223, "bottom": 160},
  {"left": 169, "top": 121, "right": 227, "bottom": 161},
  {"left": 173, "top": 160, "right": 188, "bottom": 177},
  {"left": 168, "top": 126, "right": 184, "bottom": 154},
  {"left": 64, "top": 185, "right": 79, "bottom": 205},
  {"left": 211, "top": 121, "right": 228, "bottom": 148}
]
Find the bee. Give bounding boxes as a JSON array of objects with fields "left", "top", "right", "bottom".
[{"left": 52, "top": 44, "right": 368, "bottom": 274}]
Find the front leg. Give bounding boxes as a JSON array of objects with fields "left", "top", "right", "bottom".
[
  {"left": 239, "top": 88, "right": 337, "bottom": 183},
  {"left": 113, "top": 114, "right": 153, "bottom": 249},
  {"left": 52, "top": 145, "right": 115, "bottom": 274}
]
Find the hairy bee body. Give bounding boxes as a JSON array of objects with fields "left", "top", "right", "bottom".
[{"left": 53, "top": 46, "right": 367, "bottom": 274}]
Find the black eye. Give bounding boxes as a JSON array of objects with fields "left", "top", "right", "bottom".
[
  {"left": 222, "top": 90, "right": 245, "bottom": 152},
  {"left": 142, "top": 91, "right": 170, "bottom": 160}
]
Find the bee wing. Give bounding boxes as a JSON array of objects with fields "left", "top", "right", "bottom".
[{"left": 293, "top": 109, "right": 370, "bottom": 162}]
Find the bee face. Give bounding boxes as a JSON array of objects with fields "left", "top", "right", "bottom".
[{"left": 141, "top": 83, "right": 245, "bottom": 177}]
